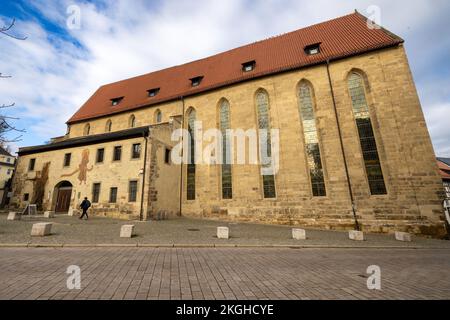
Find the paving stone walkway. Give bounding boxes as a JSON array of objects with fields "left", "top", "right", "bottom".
[
  {"left": 1, "top": 213, "right": 449, "bottom": 248},
  {"left": 0, "top": 247, "right": 449, "bottom": 300}
]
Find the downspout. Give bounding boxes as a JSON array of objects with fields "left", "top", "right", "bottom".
[
  {"left": 326, "top": 60, "right": 360, "bottom": 231},
  {"left": 139, "top": 129, "right": 149, "bottom": 221},
  {"left": 179, "top": 96, "right": 186, "bottom": 217}
]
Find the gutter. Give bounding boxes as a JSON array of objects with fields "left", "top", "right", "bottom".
[{"left": 326, "top": 60, "right": 360, "bottom": 231}]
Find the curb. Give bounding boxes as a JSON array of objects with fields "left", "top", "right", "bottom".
[{"left": 0, "top": 243, "right": 448, "bottom": 249}]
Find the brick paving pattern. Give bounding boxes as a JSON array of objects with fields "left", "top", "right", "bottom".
[{"left": 0, "top": 248, "right": 449, "bottom": 300}]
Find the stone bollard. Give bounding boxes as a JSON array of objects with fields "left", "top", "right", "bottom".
[
  {"left": 292, "top": 228, "right": 306, "bottom": 240},
  {"left": 217, "top": 227, "right": 229, "bottom": 239},
  {"left": 7, "top": 212, "right": 21, "bottom": 221},
  {"left": 44, "top": 211, "right": 55, "bottom": 218},
  {"left": 31, "top": 223, "right": 52, "bottom": 237},
  {"left": 120, "top": 225, "right": 136, "bottom": 238},
  {"left": 349, "top": 230, "right": 365, "bottom": 241},
  {"left": 395, "top": 231, "right": 412, "bottom": 242}
]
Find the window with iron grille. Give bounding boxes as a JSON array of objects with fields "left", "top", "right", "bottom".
[
  {"left": 256, "top": 90, "right": 276, "bottom": 199},
  {"left": 129, "top": 181, "right": 138, "bottom": 202},
  {"left": 187, "top": 109, "right": 196, "bottom": 200},
  {"left": 96, "top": 148, "right": 104, "bottom": 163},
  {"left": 63, "top": 153, "right": 71, "bottom": 167},
  {"left": 92, "top": 183, "right": 101, "bottom": 203},
  {"left": 132, "top": 143, "right": 141, "bottom": 159},
  {"left": 348, "top": 72, "right": 387, "bottom": 195},
  {"left": 113, "top": 146, "right": 122, "bottom": 161},
  {"left": 109, "top": 187, "right": 118, "bottom": 203},
  {"left": 298, "top": 83, "right": 326, "bottom": 197},
  {"left": 219, "top": 99, "right": 233, "bottom": 199}
]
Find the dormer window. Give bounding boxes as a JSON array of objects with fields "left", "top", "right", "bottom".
[
  {"left": 190, "top": 76, "right": 204, "bottom": 87},
  {"left": 147, "top": 88, "right": 160, "bottom": 97},
  {"left": 242, "top": 60, "right": 256, "bottom": 72},
  {"left": 304, "top": 43, "right": 321, "bottom": 55},
  {"left": 111, "top": 97, "right": 124, "bottom": 106}
]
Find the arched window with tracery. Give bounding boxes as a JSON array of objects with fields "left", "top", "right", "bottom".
[
  {"left": 256, "top": 90, "right": 276, "bottom": 199},
  {"left": 348, "top": 72, "right": 387, "bottom": 195},
  {"left": 219, "top": 99, "right": 232, "bottom": 199},
  {"left": 186, "top": 108, "right": 196, "bottom": 200},
  {"left": 298, "top": 81, "right": 326, "bottom": 196}
]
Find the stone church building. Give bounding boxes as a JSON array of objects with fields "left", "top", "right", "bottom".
[{"left": 10, "top": 13, "right": 447, "bottom": 236}]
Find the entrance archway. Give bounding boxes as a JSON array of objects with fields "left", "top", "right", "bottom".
[{"left": 54, "top": 181, "right": 73, "bottom": 213}]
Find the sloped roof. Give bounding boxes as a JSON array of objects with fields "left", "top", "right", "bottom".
[
  {"left": 438, "top": 157, "right": 450, "bottom": 167},
  {"left": 67, "top": 12, "right": 403, "bottom": 124},
  {"left": 0, "top": 146, "right": 13, "bottom": 157},
  {"left": 437, "top": 159, "right": 450, "bottom": 180}
]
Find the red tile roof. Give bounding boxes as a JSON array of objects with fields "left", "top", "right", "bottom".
[
  {"left": 438, "top": 160, "right": 450, "bottom": 179},
  {"left": 67, "top": 12, "right": 403, "bottom": 124}
]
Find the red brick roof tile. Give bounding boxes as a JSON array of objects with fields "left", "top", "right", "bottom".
[{"left": 67, "top": 12, "right": 403, "bottom": 124}]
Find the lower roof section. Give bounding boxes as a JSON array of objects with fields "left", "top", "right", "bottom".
[{"left": 18, "top": 126, "right": 150, "bottom": 156}]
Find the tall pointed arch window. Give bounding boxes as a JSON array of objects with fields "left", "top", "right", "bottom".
[
  {"left": 256, "top": 90, "right": 276, "bottom": 198},
  {"left": 83, "top": 123, "right": 90, "bottom": 136},
  {"left": 155, "top": 109, "right": 162, "bottom": 123},
  {"left": 105, "top": 119, "right": 112, "bottom": 132},
  {"left": 219, "top": 99, "right": 232, "bottom": 199},
  {"left": 186, "top": 109, "right": 196, "bottom": 200},
  {"left": 348, "top": 72, "right": 387, "bottom": 195},
  {"left": 129, "top": 115, "right": 136, "bottom": 128},
  {"left": 298, "top": 82, "right": 326, "bottom": 196}
]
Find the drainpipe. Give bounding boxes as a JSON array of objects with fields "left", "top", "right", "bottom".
[
  {"left": 326, "top": 60, "right": 360, "bottom": 231},
  {"left": 139, "top": 129, "right": 149, "bottom": 221},
  {"left": 179, "top": 96, "right": 186, "bottom": 217}
]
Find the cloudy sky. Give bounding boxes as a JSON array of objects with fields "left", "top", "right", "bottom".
[{"left": 0, "top": 0, "right": 449, "bottom": 156}]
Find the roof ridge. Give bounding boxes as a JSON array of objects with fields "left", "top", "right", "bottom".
[{"left": 95, "top": 12, "right": 360, "bottom": 88}]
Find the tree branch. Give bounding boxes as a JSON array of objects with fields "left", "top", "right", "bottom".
[{"left": 0, "top": 18, "right": 27, "bottom": 40}]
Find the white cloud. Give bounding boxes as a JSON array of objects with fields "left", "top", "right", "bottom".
[{"left": 0, "top": 0, "right": 449, "bottom": 157}]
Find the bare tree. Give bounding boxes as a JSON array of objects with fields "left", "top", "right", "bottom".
[{"left": 0, "top": 18, "right": 26, "bottom": 145}]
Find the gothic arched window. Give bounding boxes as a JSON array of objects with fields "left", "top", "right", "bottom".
[
  {"left": 348, "top": 72, "right": 387, "bottom": 195},
  {"left": 186, "top": 108, "right": 196, "bottom": 200},
  {"left": 256, "top": 90, "right": 276, "bottom": 198},
  {"left": 298, "top": 82, "right": 326, "bottom": 196},
  {"left": 219, "top": 99, "right": 232, "bottom": 199},
  {"left": 105, "top": 120, "right": 112, "bottom": 132}
]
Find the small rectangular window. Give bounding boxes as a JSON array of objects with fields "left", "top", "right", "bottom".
[
  {"left": 109, "top": 187, "right": 118, "bottom": 203},
  {"left": 113, "top": 146, "right": 122, "bottom": 161},
  {"left": 165, "top": 148, "right": 171, "bottom": 164},
  {"left": 64, "top": 153, "right": 71, "bottom": 167},
  {"left": 129, "top": 181, "right": 138, "bottom": 202},
  {"left": 242, "top": 60, "right": 256, "bottom": 72},
  {"left": 96, "top": 148, "right": 105, "bottom": 163},
  {"left": 28, "top": 159, "right": 36, "bottom": 171},
  {"left": 92, "top": 183, "right": 101, "bottom": 203},
  {"left": 147, "top": 88, "right": 160, "bottom": 97},
  {"left": 131, "top": 143, "right": 141, "bottom": 159},
  {"left": 24, "top": 193, "right": 29, "bottom": 201}
]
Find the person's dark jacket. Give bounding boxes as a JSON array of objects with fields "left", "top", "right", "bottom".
[{"left": 80, "top": 200, "right": 91, "bottom": 211}]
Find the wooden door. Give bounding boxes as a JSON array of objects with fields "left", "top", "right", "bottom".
[{"left": 55, "top": 188, "right": 72, "bottom": 212}]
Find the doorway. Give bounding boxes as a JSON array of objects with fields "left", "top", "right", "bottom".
[{"left": 54, "top": 181, "right": 73, "bottom": 213}]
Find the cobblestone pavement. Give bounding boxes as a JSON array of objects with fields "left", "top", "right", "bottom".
[
  {"left": 1, "top": 213, "right": 450, "bottom": 248},
  {"left": 0, "top": 247, "right": 449, "bottom": 300}
]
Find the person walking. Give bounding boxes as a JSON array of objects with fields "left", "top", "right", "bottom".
[{"left": 79, "top": 197, "right": 91, "bottom": 220}]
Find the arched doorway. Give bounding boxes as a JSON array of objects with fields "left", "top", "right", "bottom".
[{"left": 54, "top": 181, "right": 73, "bottom": 213}]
